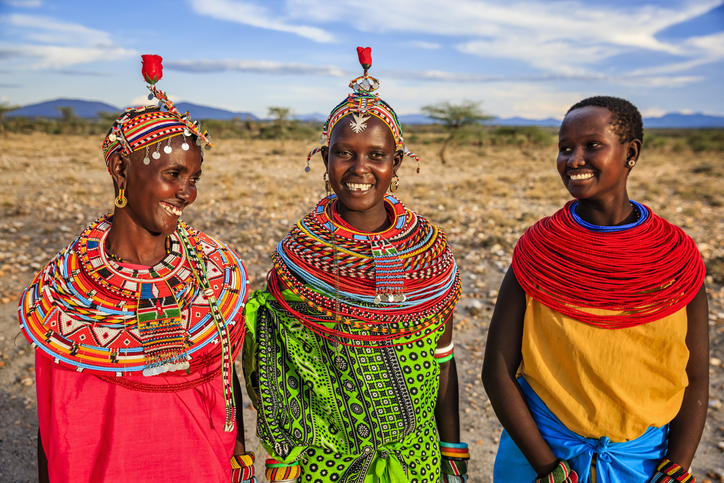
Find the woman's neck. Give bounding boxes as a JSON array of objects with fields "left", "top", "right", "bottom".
[
  {"left": 575, "top": 193, "right": 636, "bottom": 227},
  {"left": 335, "top": 200, "right": 391, "bottom": 233},
  {"left": 105, "top": 210, "right": 170, "bottom": 266}
]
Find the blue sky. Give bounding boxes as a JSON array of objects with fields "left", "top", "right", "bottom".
[{"left": 1, "top": 0, "right": 722, "bottom": 119}]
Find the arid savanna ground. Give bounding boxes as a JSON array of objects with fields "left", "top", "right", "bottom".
[{"left": 1, "top": 132, "right": 723, "bottom": 482}]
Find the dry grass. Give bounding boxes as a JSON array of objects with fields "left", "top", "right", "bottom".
[{"left": 1, "top": 133, "right": 723, "bottom": 479}]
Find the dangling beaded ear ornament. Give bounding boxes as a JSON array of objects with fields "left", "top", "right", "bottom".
[
  {"left": 152, "top": 141, "right": 162, "bottom": 160},
  {"left": 115, "top": 187, "right": 127, "bottom": 208},
  {"left": 390, "top": 175, "right": 400, "bottom": 193},
  {"left": 164, "top": 137, "right": 173, "bottom": 154},
  {"left": 143, "top": 146, "right": 151, "bottom": 165},
  {"left": 324, "top": 172, "right": 332, "bottom": 195}
]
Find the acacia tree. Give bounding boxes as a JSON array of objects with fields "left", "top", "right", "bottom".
[
  {"left": 0, "top": 103, "right": 19, "bottom": 135},
  {"left": 421, "top": 100, "right": 493, "bottom": 164},
  {"left": 267, "top": 106, "right": 293, "bottom": 145}
]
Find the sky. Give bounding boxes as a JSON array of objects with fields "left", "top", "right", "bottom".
[{"left": 0, "top": 0, "right": 723, "bottom": 120}]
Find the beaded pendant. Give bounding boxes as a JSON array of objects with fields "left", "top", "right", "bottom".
[{"left": 370, "top": 235, "right": 406, "bottom": 304}]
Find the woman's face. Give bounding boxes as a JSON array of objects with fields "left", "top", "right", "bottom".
[
  {"left": 556, "top": 106, "right": 639, "bottom": 202},
  {"left": 323, "top": 114, "right": 402, "bottom": 216},
  {"left": 121, "top": 135, "right": 203, "bottom": 236}
]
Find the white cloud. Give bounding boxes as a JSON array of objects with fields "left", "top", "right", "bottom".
[
  {"left": 279, "top": 0, "right": 722, "bottom": 80},
  {"left": 407, "top": 41, "right": 441, "bottom": 50},
  {"left": 0, "top": 14, "right": 136, "bottom": 68},
  {"left": 166, "top": 58, "right": 345, "bottom": 76},
  {"left": 641, "top": 107, "right": 667, "bottom": 117},
  {"left": 189, "top": 0, "right": 334, "bottom": 43}
]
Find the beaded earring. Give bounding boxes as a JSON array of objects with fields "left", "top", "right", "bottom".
[
  {"left": 626, "top": 159, "right": 636, "bottom": 168},
  {"left": 389, "top": 175, "right": 400, "bottom": 193},
  {"left": 115, "top": 188, "right": 127, "bottom": 208},
  {"left": 324, "top": 172, "right": 332, "bottom": 196}
]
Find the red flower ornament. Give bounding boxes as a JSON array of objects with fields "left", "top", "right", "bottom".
[
  {"left": 356, "top": 47, "right": 372, "bottom": 71},
  {"left": 141, "top": 54, "right": 163, "bottom": 85}
]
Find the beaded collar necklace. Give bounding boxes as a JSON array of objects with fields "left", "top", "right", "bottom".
[
  {"left": 20, "top": 215, "right": 246, "bottom": 431},
  {"left": 270, "top": 194, "right": 461, "bottom": 347}
]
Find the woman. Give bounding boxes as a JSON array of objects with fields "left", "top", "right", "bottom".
[
  {"left": 482, "top": 96, "right": 708, "bottom": 483},
  {"left": 19, "top": 55, "right": 256, "bottom": 483},
  {"left": 243, "top": 48, "right": 468, "bottom": 483}
]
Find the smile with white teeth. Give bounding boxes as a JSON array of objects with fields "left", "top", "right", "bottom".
[
  {"left": 569, "top": 173, "right": 594, "bottom": 181},
  {"left": 346, "top": 182, "right": 373, "bottom": 191},
  {"left": 160, "top": 202, "right": 183, "bottom": 216}
]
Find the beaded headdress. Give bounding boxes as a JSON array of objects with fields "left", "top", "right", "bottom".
[
  {"left": 102, "top": 55, "right": 214, "bottom": 168},
  {"left": 306, "top": 47, "right": 421, "bottom": 173}
]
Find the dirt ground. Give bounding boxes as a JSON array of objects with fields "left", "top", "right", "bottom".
[{"left": 0, "top": 133, "right": 722, "bottom": 482}]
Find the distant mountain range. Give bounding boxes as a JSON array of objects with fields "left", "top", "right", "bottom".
[{"left": 7, "top": 99, "right": 724, "bottom": 128}]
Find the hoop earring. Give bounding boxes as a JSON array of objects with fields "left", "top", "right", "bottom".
[
  {"left": 626, "top": 160, "right": 636, "bottom": 168},
  {"left": 389, "top": 175, "right": 400, "bottom": 193},
  {"left": 115, "top": 188, "right": 127, "bottom": 208},
  {"left": 324, "top": 172, "right": 332, "bottom": 196}
]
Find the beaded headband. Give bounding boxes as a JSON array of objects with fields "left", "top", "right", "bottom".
[
  {"left": 102, "top": 54, "right": 214, "bottom": 168},
  {"left": 305, "top": 47, "right": 421, "bottom": 173}
]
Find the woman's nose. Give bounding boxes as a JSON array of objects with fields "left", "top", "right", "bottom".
[
  {"left": 350, "top": 156, "right": 371, "bottom": 174},
  {"left": 566, "top": 147, "right": 585, "bottom": 167},
  {"left": 176, "top": 180, "right": 195, "bottom": 203}
]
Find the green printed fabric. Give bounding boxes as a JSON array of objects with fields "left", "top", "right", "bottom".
[{"left": 243, "top": 289, "right": 443, "bottom": 483}]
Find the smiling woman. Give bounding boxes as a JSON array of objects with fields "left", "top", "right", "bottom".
[
  {"left": 18, "top": 56, "right": 256, "bottom": 483},
  {"left": 482, "top": 96, "right": 708, "bottom": 483},
  {"left": 242, "top": 47, "right": 465, "bottom": 483}
]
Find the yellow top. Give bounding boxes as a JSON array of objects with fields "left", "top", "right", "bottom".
[{"left": 519, "top": 296, "right": 689, "bottom": 442}]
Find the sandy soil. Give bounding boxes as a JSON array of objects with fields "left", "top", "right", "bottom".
[{"left": 0, "top": 133, "right": 722, "bottom": 482}]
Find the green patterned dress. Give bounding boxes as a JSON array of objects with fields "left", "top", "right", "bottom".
[{"left": 244, "top": 289, "right": 444, "bottom": 483}]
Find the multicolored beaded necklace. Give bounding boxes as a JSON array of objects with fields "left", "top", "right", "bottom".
[
  {"left": 269, "top": 194, "right": 461, "bottom": 347},
  {"left": 19, "top": 214, "right": 248, "bottom": 431}
]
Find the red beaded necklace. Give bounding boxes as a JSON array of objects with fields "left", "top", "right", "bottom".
[{"left": 512, "top": 201, "right": 705, "bottom": 329}]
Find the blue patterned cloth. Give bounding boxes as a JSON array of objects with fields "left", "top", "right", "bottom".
[{"left": 493, "top": 378, "right": 668, "bottom": 483}]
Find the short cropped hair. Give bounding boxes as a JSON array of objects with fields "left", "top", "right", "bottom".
[{"left": 566, "top": 96, "right": 644, "bottom": 144}]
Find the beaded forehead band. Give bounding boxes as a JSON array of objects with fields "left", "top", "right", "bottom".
[
  {"left": 305, "top": 47, "right": 421, "bottom": 173},
  {"left": 102, "top": 55, "right": 214, "bottom": 169}
]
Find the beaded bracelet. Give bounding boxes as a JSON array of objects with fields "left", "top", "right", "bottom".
[
  {"left": 440, "top": 440, "right": 470, "bottom": 481},
  {"left": 231, "top": 452, "right": 255, "bottom": 483},
  {"left": 265, "top": 458, "right": 301, "bottom": 482},
  {"left": 439, "top": 441, "right": 470, "bottom": 461},
  {"left": 650, "top": 459, "right": 695, "bottom": 483},
  {"left": 441, "top": 475, "right": 468, "bottom": 483},
  {"left": 435, "top": 342, "right": 455, "bottom": 364},
  {"left": 535, "top": 460, "right": 578, "bottom": 483}
]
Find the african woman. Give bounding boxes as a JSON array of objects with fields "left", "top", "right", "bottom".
[
  {"left": 482, "top": 96, "right": 708, "bottom": 483},
  {"left": 243, "top": 48, "right": 468, "bottom": 483},
  {"left": 19, "top": 56, "right": 257, "bottom": 483}
]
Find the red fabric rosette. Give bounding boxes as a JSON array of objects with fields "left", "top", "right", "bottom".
[
  {"left": 141, "top": 54, "right": 163, "bottom": 85},
  {"left": 356, "top": 46, "right": 372, "bottom": 70}
]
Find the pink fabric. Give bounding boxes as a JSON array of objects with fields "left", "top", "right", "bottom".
[{"left": 36, "top": 352, "right": 235, "bottom": 482}]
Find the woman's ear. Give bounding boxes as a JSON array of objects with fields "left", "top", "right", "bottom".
[
  {"left": 320, "top": 145, "right": 329, "bottom": 171},
  {"left": 392, "top": 149, "right": 404, "bottom": 176},
  {"left": 108, "top": 153, "right": 130, "bottom": 193},
  {"left": 626, "top": 139, "right": 642, "bottom": 166}
]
